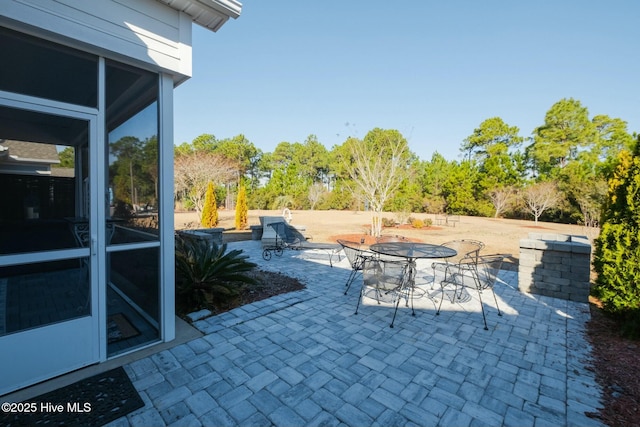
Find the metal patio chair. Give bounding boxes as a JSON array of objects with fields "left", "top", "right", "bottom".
[
  {"left": 430, "top": 239, "right": 485, "bottom": 288},
  {"left": 436, "top": 253, "right": 508, "bottom": 330},
  {"left": 355, "top": 256, "right": 411, "bottom": 328},
  {"left": 337, "top": 239, "right": 375, "bottom": 295}
]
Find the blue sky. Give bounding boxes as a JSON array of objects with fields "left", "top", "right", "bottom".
[{"left": 174, "top": 1, "right": 640, "bottom": 162}]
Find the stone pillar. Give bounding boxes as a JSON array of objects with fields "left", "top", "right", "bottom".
[
  {"left": 518, "top": 233, "right": 591, "bottom": 302},
  {"left": 250, "top": 225, "right": 263, "bottom": 240}
]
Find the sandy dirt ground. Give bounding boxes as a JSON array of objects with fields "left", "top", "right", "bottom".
[{"left": 175, "top": 209, "right": 597, "bottom": 268}]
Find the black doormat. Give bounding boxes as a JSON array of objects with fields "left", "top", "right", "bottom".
[{"left": 0, "top": 367, "right": 144, "bottom": 427}]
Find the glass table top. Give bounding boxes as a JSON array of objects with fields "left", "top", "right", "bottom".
[{"left": 370, "top": 242, "right": 457, "bottom": 259}]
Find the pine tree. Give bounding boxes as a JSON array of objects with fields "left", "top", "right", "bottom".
[
  {"left": 201, "top": 181, "right": 218, "bottom": 228},
  {"left": 235, "top": 183, "right": 248, "bottom": 230},
  {"left": 593, "top": 136, "right": 640, "bottom": 337}
]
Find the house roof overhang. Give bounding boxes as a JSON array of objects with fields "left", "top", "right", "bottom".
[{"left": 154, "top": 0, "right": 242, "bottom": 32}]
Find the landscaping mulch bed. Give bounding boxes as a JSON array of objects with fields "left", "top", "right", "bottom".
[
  {"left": 235, "top": 270, "right": 306, "bottom": 308},
  {"left": 586, "top": 302, "right": 640, "bottom": 426}
]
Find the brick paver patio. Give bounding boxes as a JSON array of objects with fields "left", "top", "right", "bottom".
[{"left": 109, "top": 240, "right": 603, "bottom": 427}]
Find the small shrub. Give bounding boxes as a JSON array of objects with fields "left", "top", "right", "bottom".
[
  {"left": 411, "top": 218, "right": 425, "bottom": 228},
  {"left": 175, "top": 198, "right": 195, "bottom": 212},
  {"left": 382, "top": 217, "right": 396, "bottom": 227},
  {"left": 394, "top": 211, "right": 411, "bottom": 225},
  {"left": 175, "top": 236, "right": 257, "bottom": 314}
]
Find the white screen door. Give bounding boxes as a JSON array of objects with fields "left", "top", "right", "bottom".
[{"left": 0, "top": 98, "right": 101, "bottom": 395}]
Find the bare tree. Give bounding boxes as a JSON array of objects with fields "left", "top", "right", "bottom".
[
  {"left": 307, "top": 182, "right": 326, "bottom": 210},
  {"left": 174, "top": 152, "right": 237, "bottom": 219},
  {"left": 347, "top": 129, "right": 410, "bottom": 237},
  {"left": 489, "top": 186, "right": 515, "bottom": 218},
  {"left": 522, "top": 181, "right": 561, "bottom": 223}
]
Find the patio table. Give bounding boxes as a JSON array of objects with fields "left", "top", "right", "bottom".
[{"left": 369, "top": 242, "right": 457, "bottom": 323}]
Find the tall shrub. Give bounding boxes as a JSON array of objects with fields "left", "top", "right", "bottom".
[
  {"left": 235, "top": 183, "right": 248, "bottom": 230},
  {"left": 201, "top": 181, "right": 218, "bottom": 228},
  {"left": 593, "top": 138, "right": 640, "bottom": 337}
]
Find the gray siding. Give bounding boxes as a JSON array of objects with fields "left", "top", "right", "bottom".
[{"left": 1, "top": 0, "right": 192, "bottom": 78}]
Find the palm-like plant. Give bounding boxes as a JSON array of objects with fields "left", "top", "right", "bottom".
[{"left": 175, "top": 235, "right": 258, "bottom": 312}]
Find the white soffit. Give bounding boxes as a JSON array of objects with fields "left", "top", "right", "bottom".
[{"left": 155, "top": 0, "right": 242, "bottom": 31}]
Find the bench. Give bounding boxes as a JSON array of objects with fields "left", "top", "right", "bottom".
[
  {"left": 434, "top": 214, "right": 460, "bottom": 227},
  {"left": 435, "top": 214, "right": 447, "bottom": 226},
  {"left": 446, "top": 215, "right": 460, "bottom": 227}
]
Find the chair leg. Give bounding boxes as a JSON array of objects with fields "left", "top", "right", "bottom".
[
  {"left": 431, "top": 264, "right": 449, "bottom": 290},
  {"left": 410, "top": 285, "right": 416, "bottom": 316},
  {"left": 345, "top": 257, "right": 365, "bottom": 295},
  {"left": 390, "top": 290, "right": 403, "bottom": 328},
  {"left": 476, "top": 288, "right": 489, "bottom": 330},
  {"left": 344, "top": 269, "right": 358, "bottom": 295},
  {"left": 491, "top": 289, "right": 502, "bottom": 317},
  {"left": 406, "top": 265, "right": 416, "bottom": 316},
  {"left": 436, "top": 282, "right": 445, "bottom": 315},
  {"left": 354, "top": 287, "right": 363, "bottom": 315}
]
